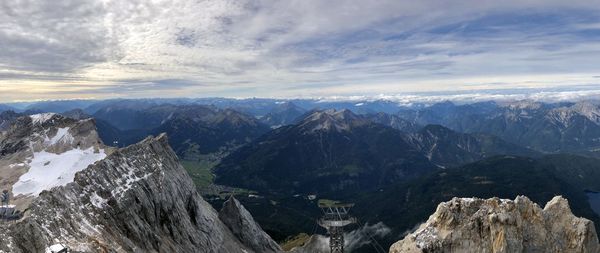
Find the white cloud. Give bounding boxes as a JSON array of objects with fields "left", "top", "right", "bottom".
[{"left": 0, "top": 0, "right": 600, "bottom": 101}]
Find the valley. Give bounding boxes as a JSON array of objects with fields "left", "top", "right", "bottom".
[
  {"left": 3, "top": 98, "right": 600, "bottom": 252},
  {"left": 4, "top": 2, "right": 600, "bottom": 252}
]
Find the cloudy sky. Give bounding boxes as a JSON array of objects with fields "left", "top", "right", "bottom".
[{"left": 1, "top": 0, "right": 600, "bottom": 102}]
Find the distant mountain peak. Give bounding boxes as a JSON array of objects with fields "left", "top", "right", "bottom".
[
  {"left": 61, "top": 109, "right": 91, "bottom": 120},
  {"left": 572, "top": 101, "right": 600, "bottom": 124},
  {"left": 546, "top": 101, "right": 600, "bottom": 126},
  {"left": 299, "top": 109, "right": 362, "bottom": 132},
  {"left": 29, "top": 113, "right": 58, "bottom": 125},
  {"left": 260, "top": 101, "right": 306, "bottom": 127},
  {"left": 500, "top": 100, "right": 544, "bottom": 110},
  {"left": 275, "top": 101, "right": 301, "bottom": 110}
]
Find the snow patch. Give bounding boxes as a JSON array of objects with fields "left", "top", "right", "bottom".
[
  {"left": 111, "top": 169, "right": 152, "bottom": 198},
  {"left": 45, "top": 244, "right": 67, "bottom": 253},
  {"left": 8, "top": 163, "right": 25, "bottom": 168},
  {"left": 89, "top": 192, "right": 107, "bottom": 208},
  {"left": 48, "top": 127, "right": 73, "bottom": 145},
  {"left": 30, "top": 113, "right": 56, "bottom": 125},
  {"left": 12, "top": 147, "right": 107, "bottom": 196}
]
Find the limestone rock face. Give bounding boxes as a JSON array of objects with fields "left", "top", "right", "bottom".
[
  {"left": 0, "top": 134, "right": 276, "bottom": 252},
  {"left": 389, "top": 196, "right": 600, "bottom": 253},
  {"left": 0, "top": 113, "right": 109, "bottom": 208},
  {"left": 219, "top": 196, "right": 283, "bottom": 253}
]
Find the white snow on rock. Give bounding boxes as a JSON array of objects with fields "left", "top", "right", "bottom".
[
  {"left": 29, "top": 113, "right": 56, "bottom": 125},
  {"left": 12, "top": 147, "right": 107, "bottom": 196},
  {"left": 45, "top": 244, "right": 68, "bottom": 253},
  {"left": 48, "top": 127, "right": 73, "bottom": 145},
  {"left": 89, "top": 192, "right": 107, "bottom": 208},
  {"left": 111, "top": 170, "right": 152, "bottom": 198}
]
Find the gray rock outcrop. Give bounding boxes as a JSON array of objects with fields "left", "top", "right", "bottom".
[
  {"left": 0, "top": 113, "right": 109, "bottom": 209},
  {"left": 0, "top": 133, "right": 277, "bottom": 252},
  {"left": 390, "top": 196, "right": 600, "bottom": 253},
  {"left": 219, "top": 196, "right": 283, "bottom": 253}
]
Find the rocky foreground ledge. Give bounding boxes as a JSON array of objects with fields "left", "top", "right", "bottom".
[
  {"left": 390, "top": 196, "right": 600, "bottom": 253},
  {"left": 0, "top": 134, "right": 281, "bottom": 253}
]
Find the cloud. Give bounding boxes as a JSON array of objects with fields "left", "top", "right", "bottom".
[
  {"left": 0, "top": 0, "right": 111, "bottom": 73},
  {"left": 316, "top": 84, "right": 600, "bottom": 105},
  {"left": 302, "top": 222, "right": 391, "bottom": 253},
  {"left": 0, "top": 0, "right": 600, "bottom": 101},
  {"left": 345, "top": 222, "right": 391, "bottom": 251}
]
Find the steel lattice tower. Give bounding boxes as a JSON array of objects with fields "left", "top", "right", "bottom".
[{"left": 318, "top": 202, "right": 356, "bottom": 253}]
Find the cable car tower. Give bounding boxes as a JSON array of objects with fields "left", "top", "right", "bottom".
[{"left": 318, "top": 201, "right": 357, "bottom": 253}]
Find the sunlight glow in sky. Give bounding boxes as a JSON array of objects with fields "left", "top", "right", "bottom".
[{"left": 1, "top": 0, "right": 600, "bottom": 102}]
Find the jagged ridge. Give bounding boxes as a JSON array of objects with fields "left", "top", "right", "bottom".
[
  {"left": 390, "top": 196, "right": 600, "bottom": 253},
  {"left": 0, "top": 134, "right": 280, "bottom": 253}
]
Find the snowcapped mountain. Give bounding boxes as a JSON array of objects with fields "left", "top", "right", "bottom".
[
  {"left": 0, "top": 116, "right": 280, "bottom": 253},
  {"left": 0, "top": 113, "right": 109, "bottom": 208}
]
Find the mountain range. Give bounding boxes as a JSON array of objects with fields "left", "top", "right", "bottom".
[
  {"left": 215, "top": 109, "right": 436, "bottom": 196},
  {"left": 397, "top": 100, "right": 600, "bottom": 155},
  {"left": 91, "top": 104, "right": 270, "bottom": 158},
  {"left": 3, "top": 98, "right": 600, "bottom": 252},
  {"left": 215, "top": 109, "right": 540, "bottom": 195}
]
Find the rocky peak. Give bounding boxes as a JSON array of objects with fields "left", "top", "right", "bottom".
[
  {"left": 298, "top": 109, "right": 364, "bottom": 132},
  {"left": 496, "top": 100, "right": 546, "bottom": 122},
  {"left": 0, "top": 134, "right": 278, "bottom": 252},
  {"left": 219, "top": 196, "right": 282, "bottom": 253},
  {"left": 61, "top": 109, "right": 91, "bottom": 120},
  {"left": 217, "top": 108, "right": 261, "bottom": 127},
  {"left": 364, "top": 112, "right": 421, "bottom": 132},
  {"left": 501, "top": 100, "right": 544, "bottom": 111},
  {"left": 261, "top": 102, "right": 306, "bottom": 127},
  {"left": 546, "top": 101, "right": 600, "bottom": 127},
  {"left": 29, "top": 113, "right": 58, "bottom": 126},
  {"left": 1, "top": 114, "right": 108, "bottom": 208},
  {"left": 275, "top": 101, "right": 302, "bottom": 111},
  {"left": 570, "top": 101, "right": 600, "bottom": 124},
  {"left": 390, "top": 196, "right": 600, "bottom": 253}
]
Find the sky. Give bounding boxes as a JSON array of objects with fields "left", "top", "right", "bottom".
[{"left": 1, "top": 0, "right": 600, "bottom": 102}]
